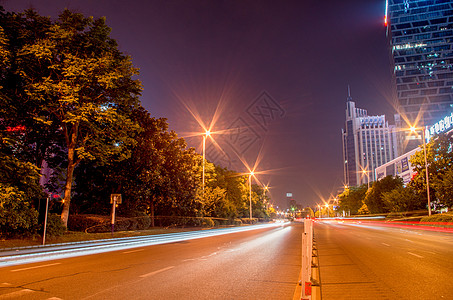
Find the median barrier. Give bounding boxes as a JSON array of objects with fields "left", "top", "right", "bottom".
[{"left": 295, "top": 218, "right": 320, "bottom": 300}]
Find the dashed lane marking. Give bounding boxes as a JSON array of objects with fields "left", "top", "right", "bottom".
[
  {"left": 139, "top": 266, "right": 174, "bottom": 278},
  {"left": 407, "top": 251, "right": 424, "bottom": 258},
  {"left": 123, "top": 249, "right": 144, "bottom": 254},
  {"left": 0, "top": 289, "right": 33, "bottom": 299},
  {"left": 11, "top": 262, "right": 61, "bottom": 272}
]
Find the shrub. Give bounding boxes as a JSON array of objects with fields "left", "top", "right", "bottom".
[
  {"left": 233, "top": 219, "right": 242, "bottom": 226},
  {"left": 421, "top": 213, "right": 453, "bottom": 223},
  {"left": 136, "top": 216, "right": 151, "bottom": 230},
  {"left": 68, "top": 214, "right": 109, "bottom": 232},
  {"left": 45, "top": 213, "right": 66, "bottom": 236},
  {"left": 0, "top": 184, "right": 39, "bottom": 237},
  {"left": 202, "top": 217, "right": 215, "bottom": 228}
]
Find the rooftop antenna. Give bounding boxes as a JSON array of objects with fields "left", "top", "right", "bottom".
[{"left": 347, "top": 85, "right": 352, "bottom": 102}]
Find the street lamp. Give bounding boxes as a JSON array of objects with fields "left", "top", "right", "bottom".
[
  {"left": 361, "top": 168, "right": 370, "bottom": 189},
  {"left": 249, "top": 171, "right": 254, "bottom": 220},
  {"left": 262, "top": 185, "right": 269, "bottom": 210},
  {"left": 202, "top": 130, "right": 211, "bottom": 194},
  {"left": 410, "top": 126, "right": 432, "bottom": 216}
]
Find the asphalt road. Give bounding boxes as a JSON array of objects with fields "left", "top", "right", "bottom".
[
  {"left": 0, "top": 223, "right": 302, "bottom": 300},
  {"left": 315, "top": 220, "right": 453, "bottom": 299}
]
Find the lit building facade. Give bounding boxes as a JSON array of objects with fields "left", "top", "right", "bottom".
[
  {"left": 386, "top": 0, "right": 453, "bottom": 128},
  {"left": 342, "top": 93, "right": 399, "bottom": 187}
]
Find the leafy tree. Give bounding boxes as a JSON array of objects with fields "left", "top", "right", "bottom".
[
  {"left": 337, "top": 184, "right": 367, "bottom": 215},
  {"left": 0, "top": 149, "right": 42, "bottom": 237},
  {"left": 410, "top": 133, "right": 453, "bottom": 209},
  {"left": 382, "top": 186, "right": 424, "bottom": 212},
  {"left": 0, "top": 184, "right": 39, "bottom": 237},
  {"left": 14, "top": 10, "right": 142, "bottom": 226},
  {"left": 364, "top": 175, "right": 403, "bottom": 214},
  {"left": 432, "top": 168, "right": 453, "bottom": 209}
]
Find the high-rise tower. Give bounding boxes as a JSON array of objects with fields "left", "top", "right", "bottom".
[
  {"left": 342, "top": 90, "right": 399, "bottom": 187},
  {"left": 386, "top": 0, "right": 453, "bottom": 129}
]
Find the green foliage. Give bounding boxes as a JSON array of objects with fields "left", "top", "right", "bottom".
[
  {"left": 432, "top": 168, "right": 453, "bottom": 208},
  {"left": 364, "top": 176, "right": 403, "bottom": 213},
  {"left": 2, "top": 8, "right": 143, "bottom": 226},
  {"left": 382, "top": 186, "right": 425, "bottom": 212},
  {"left": 202, "top": 217, "right": 215, "bottom": 228},
  {"left": 420, "top": 212, "right": 453, "bottom": 223},
  {"left": 358, "top": 203, "right": 370, "bottom": 215},
  {"left": 410, "top": 133, "right": 453, "bottom": 209},
  {"left": 0, "top": 184, "right": 39, "bottom": 237},
  {"left": 45, "top": 213, "right": 66, "bottom": 236},
  {"left": 338, "top": 184, "right": 367, "bottom": 215}
]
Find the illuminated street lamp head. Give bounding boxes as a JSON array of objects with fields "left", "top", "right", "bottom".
[
  {"left": 250, "top": 171, "right": 254, "bottom": 176},
  {"left": 205, "top": 130, "right": 211, "bottom": 137},
  {"left": 410, "top": 126, "right": 417, "bottom": 133}
]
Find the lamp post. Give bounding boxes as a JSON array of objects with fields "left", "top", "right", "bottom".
[
  {"left": 202, "top": 130, "right": 211, "bottom": 194},
  {"left": 411, "top": 126, "right": 431, "bottom": 216},
  {"left": 249, "top": 171, "right": 254, "bottom": 220},
  {"left": 362, "top": 168, "right": 370, "bottom": 189},
  {"left": 263, "top": 185, "right": 269, "bottom": 210}
]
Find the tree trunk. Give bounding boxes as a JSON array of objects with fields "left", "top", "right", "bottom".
[
  {"left": 150, "top": 199, "right": 155, "bottom": 227},
  {"left": 61, "top": 124, "right": 78, "bottom": 227}
]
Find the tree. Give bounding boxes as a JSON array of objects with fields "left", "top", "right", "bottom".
[
  {"left": 382, "top": 186, "right": 424, "bottom": 212},
  {"left": 432, "top": 168, "right": 453, "bottom": 209},
  {"left": 364, "top": 175, "right": 403, "bottom": 214},
  {"left": 410, "top": 133, "right": 453, "bottom": 209},
  {"left": 15, "top": 10, "right": 142, "bottom": 226},
  {"left": 337, "top": 184, "right": 367, "bottom": 215}
]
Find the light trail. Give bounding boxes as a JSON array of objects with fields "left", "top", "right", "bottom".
[{"left": 0, "top": 222, "right": 289, "bottom": 268}]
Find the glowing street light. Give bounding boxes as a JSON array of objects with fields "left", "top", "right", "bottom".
[
  {"left": 361, "top": 167, "right": 370, "bottom": 189},
  {"left": 202, "top": 130, "right": 211, "bottom": 194},
  {"left": 410, "top": 126, "right": 431, "bottom": 216},
  {"left": 249, "top": 171, "right": 254, "bottom": 220}
]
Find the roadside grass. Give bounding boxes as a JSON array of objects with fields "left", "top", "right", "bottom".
[{"left": 0, "top": 227, "right": 201, "bottom": 250}]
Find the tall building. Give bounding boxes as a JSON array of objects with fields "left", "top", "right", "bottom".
[
  {"left": 342, "top": 91, "right": 399, "bottom": 187},
  {"left": 386, "top": 0, "right": 453, "bottom": 129}
]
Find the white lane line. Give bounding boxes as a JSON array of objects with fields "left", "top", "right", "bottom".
[
  {"left": 10, "top": 262, "right": 61, "bottom": 272},
  {"left": 0, "top": 289, "right": 33, "bottom": 299},
  {"left": 46, "top": 297, "right": 63, "bottom": 300},
  {"left": 123, "top": 249, "right": 144, "bottom": 254},
  {"left": 381, "top": 243, "right": 390, "bottom": 246},
  {"left": 407, "top": 251, "right": 424, "bottom": 258},
  {"left": 139, "top": 266, "right": 174, "bottom": 278},
  {"left": 0, "top": 283, "right": 12, "bottom": 286}
]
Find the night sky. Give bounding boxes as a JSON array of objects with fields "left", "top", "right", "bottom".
[{"left": 1, "top": 0, "right": 397, "bottom": 209}]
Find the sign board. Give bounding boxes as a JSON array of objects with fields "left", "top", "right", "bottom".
[
  {"left": 110, "top": 194, "right": 122, "bottom": 204},
  {"left": 286, "top": 193, "right": 293, "bottom": 197}
]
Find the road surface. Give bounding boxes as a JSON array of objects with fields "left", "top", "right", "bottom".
[
  {"left": 0, "top": 223, "right": 301, "bottom": 299},
  {"left": 315, "top": 220, "right": 453, "bottom": 299}
]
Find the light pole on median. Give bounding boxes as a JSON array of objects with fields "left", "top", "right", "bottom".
[{"left": 410, "top": 126, "right": 432, "bottom": 216}]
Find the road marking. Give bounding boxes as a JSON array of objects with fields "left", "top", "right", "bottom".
[
  {"left": 381, "top": 243, "right": 390, "bottom": 246},
  {"left": 46, "top": 297, "right": 63, "bottom": 300},
  {"left": 11, "top": 263, "right": 61, "bottom": 272},
  {"left": 139, "top": 266, "right": 174, "bottom": 278},
  {"left": 123, "top": 249, "right": 144, "bottom": 254},
  {"left": 0, "top": 289, "right": 33, "bottom": 299},
  {"left": 407, "top": 252, "right": 424, "bottom": 258},
  {"left": 1, "top": 283, "right": 12, "bottom": 286}
]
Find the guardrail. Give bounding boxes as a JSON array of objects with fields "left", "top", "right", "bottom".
[{"left": 298, "top": 218, "right": 320, "bottom": 300}]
